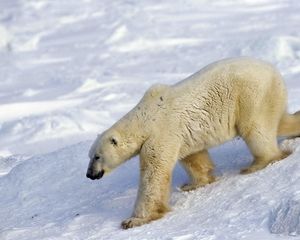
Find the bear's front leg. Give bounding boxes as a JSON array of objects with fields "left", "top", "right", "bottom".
[{"left": 121, "top": 142, "right": 178, "bottom": 229}]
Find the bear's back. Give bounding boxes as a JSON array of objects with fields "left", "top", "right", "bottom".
[{"left": 175, "top": 57, "right": 279, "bottom": 87}]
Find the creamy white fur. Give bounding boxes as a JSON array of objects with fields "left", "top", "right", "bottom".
[{"left": 87, "top": 57, "right": 300, "bottom": 229}]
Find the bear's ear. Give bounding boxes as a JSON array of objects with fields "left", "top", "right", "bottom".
[{"left": 110, "top": 137, "right": 118, "bottom": 146}]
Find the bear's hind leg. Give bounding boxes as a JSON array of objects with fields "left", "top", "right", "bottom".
[
  {"left": 180, "top": 150, "right": 215, "bottom": 191},
  {"left": 241, "top": 125, "right": 291, "bottom": 174}
]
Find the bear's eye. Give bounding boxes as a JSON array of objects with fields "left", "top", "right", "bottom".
[{"left": 110, "top": 137, "right": 118, "bottom": 146}]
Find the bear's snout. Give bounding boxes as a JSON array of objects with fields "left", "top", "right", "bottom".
[{"left": 86, "top": 169, "right": 105, "bottom": 180}]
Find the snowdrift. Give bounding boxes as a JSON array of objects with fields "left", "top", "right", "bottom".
[{"left": 1, "top": 0, "right": 300, "bottom": 239}]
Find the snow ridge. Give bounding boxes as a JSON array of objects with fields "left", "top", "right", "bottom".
[{"left": 1, "top": 0, "right": 300, "bottom": 239}]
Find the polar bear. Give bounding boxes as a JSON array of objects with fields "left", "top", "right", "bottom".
[{"left": 86, "top": 57, "right": 300, "bottom": 229}]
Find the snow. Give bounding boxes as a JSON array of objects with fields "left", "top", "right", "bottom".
[
  {"left": 0, "top": 25, "right": 11, "bottom": 50},
  {"left": 0, "top": 0, "right": 300, "bottom": 239}
]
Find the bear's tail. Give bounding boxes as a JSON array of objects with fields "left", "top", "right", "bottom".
[{"left": 278, "top": 111, "right": 300, "bottom": 137}]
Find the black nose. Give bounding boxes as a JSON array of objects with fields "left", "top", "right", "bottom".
[
  {"left": 86, "top": 169, "right": 105, "bottom": 180},
  {"left": 86, "top": 171, "right": 93, "bottom": 179}
]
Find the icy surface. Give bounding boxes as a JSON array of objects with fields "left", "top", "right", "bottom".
[
  {"left": 270, "top": 199, "right": 300, "bottom": 236},
  {"left": 1, "top": 0, "right": 300, "bottom": 239}
]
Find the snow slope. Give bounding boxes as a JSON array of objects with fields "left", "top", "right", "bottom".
[{"left": 1, "top": 0, "right": 300, "bottom": 239}]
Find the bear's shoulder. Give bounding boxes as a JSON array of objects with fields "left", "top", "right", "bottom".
[{"left": 144, "top": 84, "right": 170, "bottom": 99}]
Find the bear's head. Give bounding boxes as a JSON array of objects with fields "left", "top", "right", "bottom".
[{"left": 86, "top": 127, "right": 140, "bottom": 180}]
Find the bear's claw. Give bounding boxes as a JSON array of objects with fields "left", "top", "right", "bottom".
[
  {"left": 180, "top": 176, "right": 215, "bottom": 191},
  {"left": 180, "top": 183, "right": 200, "bottom": 191},
  {"left": 121, "top": 217, "right": 150, "bottom": 229}
]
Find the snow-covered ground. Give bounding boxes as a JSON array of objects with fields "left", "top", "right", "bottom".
[{"left": 1, "top": 0, "right": 300, "bottom": 239}]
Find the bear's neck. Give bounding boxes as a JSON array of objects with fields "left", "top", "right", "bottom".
[{"left": 114, "top": 113, "right": 150, "bottom": 153}]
